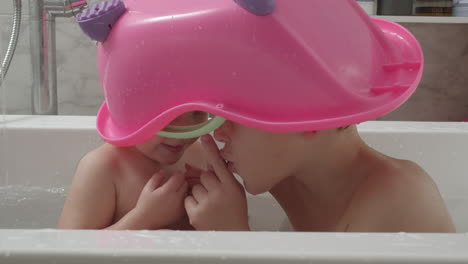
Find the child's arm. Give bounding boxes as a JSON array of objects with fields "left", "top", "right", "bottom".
[
  {"left": 57, "top": 150, "right": 118, "bottom": 229},
  {"left": 58, "top": 148, "right": 189, "bottom": 230},
  {"left": 184, "top": 135, "right": 250, "bottom": 231},
  {"left": 107, "top": 170, "right": 189, "bottom": 230}
]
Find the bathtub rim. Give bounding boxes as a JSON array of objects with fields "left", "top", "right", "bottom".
[{"left": 0, "top": 230, "right": 467, "bottom": 263}]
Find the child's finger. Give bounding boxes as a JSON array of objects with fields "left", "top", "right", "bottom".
[
  {"left": 191, "top": 184, "right": 208, "bottom": 203},
  {"left": 144, "top": 170, "right": 165, "bottom": 192},
  {"left": 201, "top": 135, "right": 234, "bottom": 184},
  {"left": 185, "top": 164, "right": 203, "bottom": 186},
  {"left": 184, "top": 164, "right": 203, "bottom": 178},
  {"left": 161, "top": 171, "right": 185, "bottom": 192},
  {"left": 200, "top": 171, "right": 219, "bottom": 191},
  {"left": 187, "top": 178, "right": 201, "bottom": 186},
  {"left": 178, "top": 181, "right": 189, "bottom": 194},
  {"left": 184, "top": 196, "right": 198, "bottom": 213}
]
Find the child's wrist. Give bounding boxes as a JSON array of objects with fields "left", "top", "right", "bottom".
[
  {"left": 128, "top": 208, "right": 154, "bottom": 230},
  {"left": 130, "top": 207, "right": 166, "bottom": 230}
]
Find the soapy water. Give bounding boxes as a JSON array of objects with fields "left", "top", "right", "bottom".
[
  {"left": 0, "top": 185, "right": 68, "bottom": 229},
  {"left": 0, "top": 183, "right": 291, "bottom": 230},
  {"left": 0, "top": 184, "right": 466, "bottom": 231}
]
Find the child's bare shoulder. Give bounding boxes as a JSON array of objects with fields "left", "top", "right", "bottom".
[
  {"left": 79, "top": 144, "right": 119, "bottom": 168},
  {"left": 346, "top": 158, "right": 454, "bottom": 232},
  {"left": 364, "top": 158, "right": 434, "bottom": 194},
  {"left": 58, "top": 144, "right": 124, "bottom": 229},
  {"left": 76, "top": 144, "right": 127, "bottom": 180}
]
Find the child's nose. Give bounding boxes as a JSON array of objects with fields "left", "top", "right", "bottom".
[{"left": 213, "top": 127, "right": 226, "bottom": 143}]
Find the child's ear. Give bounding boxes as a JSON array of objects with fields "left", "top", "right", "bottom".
[{"left": 301, "top": 131, "right": 318, "bottom": 139}]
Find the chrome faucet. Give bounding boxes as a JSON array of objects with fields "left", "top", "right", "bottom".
[{"left": 29, "top": 0, "right": 88, "bottom": 115}]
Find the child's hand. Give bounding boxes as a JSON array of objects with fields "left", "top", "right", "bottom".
[
  {"left": 184, "top": 135, "right": 249, "bottom": 231},
  {"left": 134, "top": 170, "right": 188, "bottom": 229},
  {"left": 184, "top": 164, "right": 202, "bottom": 186}
]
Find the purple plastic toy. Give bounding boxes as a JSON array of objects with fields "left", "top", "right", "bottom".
[{"left": 76, "top": 0, "right": 126, "bottom": 42}]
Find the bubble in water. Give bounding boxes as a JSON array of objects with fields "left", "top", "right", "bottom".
[{"left": 0, "top": 185, "right": 68, "bottom": 228}]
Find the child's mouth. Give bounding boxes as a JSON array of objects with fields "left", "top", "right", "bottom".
[
  {"left": 220, "top": 147, "right": 237, "bottom": 173},
  {"left": 162, "top": 143, "right": 184, "bottom": 153}
]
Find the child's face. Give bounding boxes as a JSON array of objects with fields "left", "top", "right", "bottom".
[
  {"left": 135, "top": 111, "right": 208, "bottom": 164},
  {"left": 214, "top": 121, "right": 304, "bottom": 194}
]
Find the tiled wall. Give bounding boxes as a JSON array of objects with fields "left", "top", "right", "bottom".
[
  {"left": 0, "top": 0, "right": 101, "bottom": 116},
  {"left": 0, "top": 0, "right": 467, "bottom": 120},
  {"left": 379, "top": 23, "right": 468, "bottom": 121}
]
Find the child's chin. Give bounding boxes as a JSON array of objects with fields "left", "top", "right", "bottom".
[
  {"left": 156, "top": 150, "right": 184, "bottom": 165},
  {"left": 244, "top": 183, "right": 263, "bottom": 195},
  {"left": 161, "top": 156, "right": 181, "bottom": 165}
]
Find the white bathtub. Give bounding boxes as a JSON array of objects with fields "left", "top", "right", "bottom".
[{"left": 0, "top": 115, "right": 467, "bottom": 263}]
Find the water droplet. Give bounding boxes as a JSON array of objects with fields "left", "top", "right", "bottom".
[
  {"left": 216, "top": 104, "right": 224, "bottom": 109},
  {"left": 232, "top": 72, "right": 238, "bottom": 77}
]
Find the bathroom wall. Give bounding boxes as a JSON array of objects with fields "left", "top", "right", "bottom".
[
  {"left": 379, "top": 23, "right": 468, "bottom": 121},
  {"left": 0, "top": 0, "right": 467, "bottom": 120},
  {"left": 0, "top": 0, "right": 101, "bottom": 116}
]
